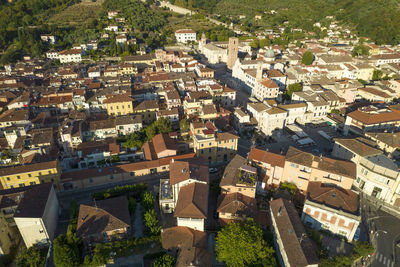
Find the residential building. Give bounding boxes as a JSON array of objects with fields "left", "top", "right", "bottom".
[
  {"left": 365, "top": 131, "right": 400, "bottom": 156},
  {"left": 220, "top": 155, "right": 257, "bottom": 198},
  {"left": 115, "top": 115, "right": 143, "bottom": 136},
  {"left": 175, "top": 29, "right": 196, "bottom": 44},
  {"left": 142, "top": 133, "right": 177, "bottom": 160},
  {"left": 13, "top": 183, "right": 59, "bottom": 248},
  {"left": 133, "top": 100, "right": 159, "bottom": 125},
  {"left": 217, "top": 192, "right": 257, "bottom": 224},
  {"left": 58, "top": 49, "right": 82, "bottom": 63},
  {"left": 248, "top": 147, "right": 285, "bottom": 193},
  {"left": 191, "top": 121, "right": 239, "bottom": 164},
  {"left": 103, "top": 94, "right": 134, "bottom": 116},
  {"left": 301, "top": 182, "right": 360, "bottom": 241},
  {"left": 174, "top": 182, "right": 209, "bottom": 231},
  {"left": 344, "top": 105, "right": 400, "bottom": 135},
  {"left": 281, "top": 146, "right": 356, "bottom": 192},
  {"left": 161, "top": 226, "right": 211, "bottom": 267},
  {"left": 270, "top": 198, "right": 319, "bottom": 267},
  {"left": 0, "top": 160, "right": 61, "bottom": 190},
  {"left": 76, "top": 196, "right": 130, "bottom": 245}
]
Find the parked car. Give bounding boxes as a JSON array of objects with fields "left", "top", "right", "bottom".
[{"left": 209, "top": 167, "right": 218, "bottom": 174}]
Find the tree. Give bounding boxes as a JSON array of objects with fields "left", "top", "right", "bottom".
[
  {"left": 283, "top": 83, "right": 303, "bottom": 101},
  {"left": 302, "top": 51, "right": 314, "bottom": 65},
  {"left": 151, "top": 254, "right": 176, "bottom": 267},
  {"left": 144, "top": 209, "right": 161, "bottom": 236},
  {"left": 145, "top": 117, "right": 172, "bottom": 140},
  {"left": 372, "top": 69, "right": 383, "bottom": 81},
  {"left": 142, "top": 191, "right": 155, "bottom": 210},
  {"left": 352, "top": 45, "right": 370, "bottom": 57},
  {"left": 179, "top": 118, "right": 189, "bottom": 132},
  {"left": 215, "top": 219, "right": 276, "bottom": 266},
  {"left": 124, "top": 129, "right": 146, "bottom": 149},
  {"left": 16, "top": 245, "right": 46, "bottom": 267},
  {"left": 53, "top": 235, "right": 81, "bottom": 267}
]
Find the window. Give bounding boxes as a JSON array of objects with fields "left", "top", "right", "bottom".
[
  {"left": 6, "top": 177, "right": 10, "bottom": 181},
  {"left": 28, "top": 174, "right": 32, "bottom": 177},
  {"left": 17, "top": 175, "right": 20, "bottom": 179},
  {"left": 89, "top": 178, "right": 93, "bottom": 183},
  {"left": 38, "top": 172, "right": 42, "bottom": 176},
  {"left": 48, "top": 170, "right": 52, "bottom": 174},
  {"left": 30, "top": 182, "right": 36, "bottom": 185},
  {"left": 110, "top": 175, "right": 114, "bottom": 180},
  {"left": 19, "top": 183, "right": 25, "bottom": 187},
  {"left": 39, "top": 229, "right": 44, "bottom": 234},
  {"left": 130, "top": 172, "right": 135, "bottom": 176},
  {"left": 208, "top": 148, "right": 212, "bottom": 153}
]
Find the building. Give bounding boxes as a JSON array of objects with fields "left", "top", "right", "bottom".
[
  {"left": 344, "top": 105, "right": 400, "bottom": 135},
  {"left": 191, "top": 122, "right": 239, "bottom": 165},
  {"left": 175, "top": 29, "right": 196, "bottom": 44},
  {"left": 248, "top": 147, "right": 285, "bottom": 193},
  {"left": 220, "top": 155, "right": 257, "bottom": 198},
  {"left": 115, "top": 115, "right": 143, "bottom": 136},
  {"left": 301, "top": 182, "right": 360, "bottom": 241},
  {"left": 76, "top": 196, "right": 130, "bottom": 245},
  {"left": 365, "top": 131, "right": 400, "bottom": 156},
  {"left": 142, "top": 133, "right": 177, "bottom": 160},
  {"left": 133, "top": 100, "right": 159, "bottom": 125},
  {"left": 103, "top": 94, "right": 134, "bottom": 116},
  {"left": 58, "top": 49, "right": 82, "bottom": 63},
  {"left": 270, "top": 198, "right": 319, "bottom": 267},
  {"left": 161, "top": 226, "right": 212, "bottom": 267},
  {"left": 0, "top": 160, "right": 61, "bottom": 190},
  {"left": 217, "top": 192, "right": 257, "bottom": 224},
  {"left": 12, "top": 183, "right": 59, "bottom": 248},
  {"left": 227, "top": 37, "right": 239, "bottom": 70},
  {"left": 281, "top": 146, "right": 356, "bottom": 192},
  {"left": 174, "top": 182, "right": 209, "bottom": 231}
]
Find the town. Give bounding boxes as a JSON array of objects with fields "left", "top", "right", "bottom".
[{"left": 1, "top": 0, "right": 400, "bottom": 267}]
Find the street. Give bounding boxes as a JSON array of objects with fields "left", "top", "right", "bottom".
[{"left": 361, "top": 195, "right": 400, "bottom": 267}]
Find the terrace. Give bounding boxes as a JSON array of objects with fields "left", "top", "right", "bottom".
[{"left": 237, "top": 164, "right": 257, "bottom": 186}]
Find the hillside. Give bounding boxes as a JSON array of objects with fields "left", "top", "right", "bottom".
[{"left": 172, "top": 0, "right": 400, "bottom": 45}]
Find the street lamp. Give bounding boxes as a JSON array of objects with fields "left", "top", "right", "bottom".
[{"left": 371, "top": 230, "right": 387, "bottom": 244}]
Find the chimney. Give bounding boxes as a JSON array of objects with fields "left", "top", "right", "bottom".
[{"left": 278, "top": 206, "right": 282, "bottom": 216}]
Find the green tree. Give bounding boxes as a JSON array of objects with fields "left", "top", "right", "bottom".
[
  {"left": 151, "top": 254, "right": 175, "bottom": 267},
  {"left": 216, "top": 219, "right": 276, "bottom": 266},
  {"left": 16, "top": 245, "right": 46, "bottom": 267},
  {"left": 142, "top": 191, "right": 155, "bottom": 210},
  {"left": 302, "top": 51, "right": 314, "bottom": 65},
  {"left": 124, "top": 129, "right": 147, "bottom": 149},
  {"left": 53, "top": 235, "right": 81, "bottom": 267},
  {"left": 179, "top": 118, "right": 189, "bottom": 132},
  {"left": 372, "top": 69, "right": 383, "bottom": 81},
  {"left": 352, "top": 45, "right": 370, "bottom": 57},
  {"left": 144, "top": 209, "right": 161, "bottom": 236}
]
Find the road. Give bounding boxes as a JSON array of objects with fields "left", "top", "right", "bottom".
[{"left": 361, "top": 195, "right": 400, "bottom": 267}]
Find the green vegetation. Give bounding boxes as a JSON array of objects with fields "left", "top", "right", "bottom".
[
  {"left": 215, "top": 219, "right": 277, "bottom": 266},
  {"left": 92, "top": 183, "right": 148, "bottom": 201},
  {"left": 128, "top": 197, "right": 137, "bottom": 214},
  {"left": 372, "top": 69, "right": 384, "bottom": 81},
  {"left": 141, "top": 192, "right": 161, "bottom": 236},
  {"left": 320, "top": 241, "right": 374, "bottom": 267},
  {"left": 352, "top": 45, "right": 370, "bottom": 57},
  {"left": 124, "top": 117, "right": 173, "bottom": 149},
  {"left": 151, "top": 254, "right": 176, "bottom": 267},
  {"left": 279, "top": 182, "right": 298, "bottom": 195},
  {"left": 282, "top": 83, "right": 303, "bottom": 101},
  {"left": 16, "top": 245, "right": 47, "bottom": 267},
  {"left": 302, "top": 51, "right": 314, "bottom": 65},
  {"left": 53, "top": 234, "right": 82, "bottom": 267},
  {"left": 179, "top": 118, "right": 189, "bottom": 132}
]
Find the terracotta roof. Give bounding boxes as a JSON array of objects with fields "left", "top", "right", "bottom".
[
  {"left": 248, "top": 147, "right": 285, "bottom": 167},
  {"left": 348, "top": 107, "right": 400, "bottom": 125},
  {"left": 161, "top": 226, "right": 211, "bottom": 267},
  {"left": 306, "top": 182, "right": 359, "bottom": 215},
  {"left": 76, "top": 196, "right": 130, "bottom": 238},
  {"left": 215, "top": 132, "right": 239, "bottom": 141},
  {"left": 142, "top": 133, "right": 177, "bottom": 160},
  {"left": 0, "top": 108, "right": 28, "bottom": 122},
  {"left": 334, "top": 138, "right": 382, "bottom": 157},
  {"left": 366, "top": 131, "right": 400, "bottom": 148},
  {"left": 0, "top": 160, "right": 58, "bottom": 177},
  {"left": 220, "top": 155, "right": 247, "bottom": 187},
  {"left": 359, "top": 87, "right": 391, "bottom": 99},
  {"left": 270, "top": 198, "right": 319, "bottom": 266},
  {"left": 134, "top": 100, "right": 159, "bottom": 111},
  {"left": 260, "top": 78, "right": 278, "bottom": 88},
  {"left": 217, "top": 192, "right": 256, "bottom": 217},
  {"left": 169, "top": 157, "right": 209, "bottom": 185},
  {"left": 174, "top": 182, "right": 208, "bottom": 219},
  {"left": 61, "top": 153, "right": 196, "bottom": 182},
  {"left": 59, "top": 49, "right": 81, "bottom": 55},
  {"left": 176, "top": 29, "right": 196, "bottom": 34},
  {"left": 103, "top": 94, "right": 133, "bottom": 104},
  {"left": 286, "top": 146, "right": 356, "bottom": 178}
]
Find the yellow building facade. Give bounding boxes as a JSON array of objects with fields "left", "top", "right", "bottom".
[
  {"left": 104, "top": 95, "right": 134, "bottom": 116},
  {"left": 0, "top": 160, "right": 61, "bottom": 190}
]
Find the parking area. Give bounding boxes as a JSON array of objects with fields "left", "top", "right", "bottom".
[{"left": 255, "top": 121, "right": 349, "bottom": 156}]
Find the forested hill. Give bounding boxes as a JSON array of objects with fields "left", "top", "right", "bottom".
[{"left": 170, "top": 0, "right": 400, "bottom": 45}]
